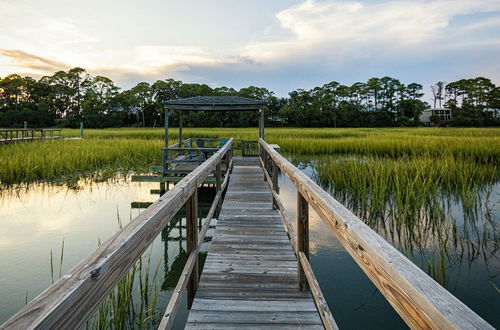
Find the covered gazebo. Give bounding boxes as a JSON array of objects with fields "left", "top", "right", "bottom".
[{"left": 162, "top": 96, "right": 265, "bottom": 175}]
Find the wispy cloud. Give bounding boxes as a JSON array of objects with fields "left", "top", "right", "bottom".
[{"left": 0, "top": 49, "right": 70, "bottom": 73}]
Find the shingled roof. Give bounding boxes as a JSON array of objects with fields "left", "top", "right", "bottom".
[{"left": 163, "top": 96, "right": 264, "bottom": 111}]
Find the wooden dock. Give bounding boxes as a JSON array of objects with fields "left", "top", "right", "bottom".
[
  {"left": 0, "top": 128, "right": 63, "bottom": 144},
  {"left": 186, "top": 158, "right": 323, "bottom": 329}
]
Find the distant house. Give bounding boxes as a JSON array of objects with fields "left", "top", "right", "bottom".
[
  {"left": 484, "top": 108, "right": 500, "bottom": 119},
  {"left": 420, "top": 108, "right": 452, "bottom": 126},
  {"left": 111, "top": 106, "right": 138, "bottom": 114}
]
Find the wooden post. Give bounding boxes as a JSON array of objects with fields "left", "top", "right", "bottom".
[
  {"left": 229, "top": 146, "right": 234, "bottom": 172},
  {"left": 297, "top": 191, "right": 309, "bottom": 291},
  {"left": 186, "top": 188, "right": 199, "bottom": 309},
  {"left": 178, "top": 111, "right": 183, "bottom": 148},
  {"left": 259, "top": 108, "right": 265, "bottom": 140},
  {"left": 272, "top": 160, "right": 279, "bottom": 209},
  {"left": 163, "top": 110, "right": 170, "bottom": 176},
  {"left": 258, "top": 108, "right": 264, "bottom": 162},
  {"left": 263, "top": 151, "right": 267, "bottom": 181},
  {"left": 215, "top": 162, "right": 222, "bottom": 217}
]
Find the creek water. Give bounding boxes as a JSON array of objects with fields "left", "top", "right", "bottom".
[{"left": 0, "top": 159, "right": 498, "bottom": 328}]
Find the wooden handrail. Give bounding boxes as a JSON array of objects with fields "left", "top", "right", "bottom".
[
  {"left": 158, "top": 158, "right": 232, "bottom": 329},
  {"left": 259, "top": 138, "right": 493, "bottom": 330},
  {"left": 0, "top": 139, "right": 234, "bottom": 330}
]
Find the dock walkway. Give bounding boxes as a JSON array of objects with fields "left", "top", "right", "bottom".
[{"left": 185, "top": 158, "right": 323, "bottom": 329}]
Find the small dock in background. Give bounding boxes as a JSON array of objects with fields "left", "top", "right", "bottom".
[{"left": 0, "top": 128, "right": 63, "bottom": 144}]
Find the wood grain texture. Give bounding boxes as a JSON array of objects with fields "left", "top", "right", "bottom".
[
  {"left": 297, "top": 192, "right": 309, "bottom": 292},
  {"left": 185, "top": 160, "right": 323, "bottom": 329},
  {"left": 260, "top": 139, "right": 493, "bottom": 330},
  {"left": 186, "top": 189, "right": 199, "bottom": 309},
  {"left": 0, "top": 140, "right": 234, "bottom": 330}
]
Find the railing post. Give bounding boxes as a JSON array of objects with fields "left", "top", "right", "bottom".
[
  {"left": 186, "top": 188, "right": 199, "bottom": 309},
  {"left": 262, "top": 151, "right": 267, "bottom": 181},
  {"left": 297, "top": 191, "right": 309, "bottom": 291},
  {"left": 230, "top": 145, "right": 234, "bottom": 172},
  {"left": 215, "top": 161, "right": 222, "bottom": 217},
  {"left": 272, "top": 160, "right": 279, "bottom": 209}
]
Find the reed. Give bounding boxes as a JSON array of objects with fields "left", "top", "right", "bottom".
[
  {"left": 1, "top": 128, "right": 498, "bottom": 187},
  {"left": 315, "top": 154, "right": 499, "bottom": 285},
  {"left": 85, "top": 253, "right": 163, "bottom": 329},
  {"left": 0, "top": 139, "right": 165, "bottom": 188}
]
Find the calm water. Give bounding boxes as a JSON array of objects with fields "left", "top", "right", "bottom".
[{"left": 0, "top": 159, "right": 498, "bottom": 328}]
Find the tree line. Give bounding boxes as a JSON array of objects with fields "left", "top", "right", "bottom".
[{"left": 0, "top": 67, "right": 498, "bottom": 128}]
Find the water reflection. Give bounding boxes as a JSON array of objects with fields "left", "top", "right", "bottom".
[{"left": 0, "top": 179, "right": 216, "bottom": 328}]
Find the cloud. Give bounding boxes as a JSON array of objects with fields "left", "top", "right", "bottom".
[
  {"left": 240, "top": 0, "right": 500, "bottom": 64},
  {"left": 0, "top": 49, "right": 70, "bottom": 73},
  {"left": 1, "top": 0, "right": 499, "bottom": 95}
]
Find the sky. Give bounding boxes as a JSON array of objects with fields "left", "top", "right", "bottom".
[{"left": 1, "top": 0, "right": 500, "bottom": 98}]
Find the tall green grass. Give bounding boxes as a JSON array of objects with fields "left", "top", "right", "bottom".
[
  {"left": 1, "top": 127, "right": 499, "bottom": 187},
  {"left": 85, "top": 254, "right": 163, "bottom": 330},
  {"left": 315, "top": 154, "right": 499, "bottom": 285},
  {"left": 63, "top": 127, "right": 500, "bottom": 163},
  {"left": 44, "top": 216, "right": 163, "bottom": 329},
  {"left": 0, "top": 139, "right": 166, "bottom": 188}
]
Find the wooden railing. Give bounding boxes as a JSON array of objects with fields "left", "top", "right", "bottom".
[
  {"left": 241, "top": 140, "right": 259, "bottom": 157},
  {"left": 259, "top": 138, "right": 493, "bottom": 330},
  {"left": 157, "top": 153, "right": 232, "bottom": 329},
  {"left": 0, "top": 139, "right": 234, "bottom": 330},
  {"left": 0, "top": 129, "right": 62, "bottom": 143}
]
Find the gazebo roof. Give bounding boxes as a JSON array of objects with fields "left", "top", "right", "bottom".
[{"left": 163, "top": 96, "right": 264, "bottom": 111}]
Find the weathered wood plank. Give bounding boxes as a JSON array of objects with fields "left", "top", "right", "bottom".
[
  {"left": 297, "top": 192, "right": 309, "bottom": 292},
  {"left": 187, "top": 310, "right": 323, "bottom": 324},
  {"left": 191, "top": 299, "right": 317, "bottom": 312},
  {"left": 185, "top": 323, "right": 324, "bottom": 330},
  {"left": 186, "top": 189, "right": 199, "bottom": 309}
]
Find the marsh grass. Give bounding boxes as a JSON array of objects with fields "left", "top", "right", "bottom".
[
  {"left": 1, "top": 127, "right": 499, "bottom": 187},
  {"left": 0, "top": 139, "right": 165, "bottom": 188},
  {"left": 45, "top": 218, "right": 163, "bottom": 329},
  {"left": 315, "top": 154, "right": 499, "bottom": 285},
  {"left": 85, "top": 253, "right": 163, "bottom": 330}
]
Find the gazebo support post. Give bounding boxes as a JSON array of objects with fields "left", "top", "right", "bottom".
[
  {"left": 259, "top": 107, "right": 265, "bottom": 160},
  {"left": 179, "top": 111, "right": 183, "bottom": 148},
  {"left": 163, "top": 109, "right": 170, "bottom": 176},
  {"left": 259, "top": 108, "right": 265, "bottom": 140}
]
